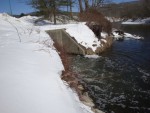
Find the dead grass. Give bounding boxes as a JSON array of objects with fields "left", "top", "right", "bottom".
[{"left": 53, "top": 42, "right": 85, "bottom": 100}]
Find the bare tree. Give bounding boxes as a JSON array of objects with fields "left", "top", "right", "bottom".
[
  {"left": 91, "top": 0, "right": 94, "bottom": 6},
  {"left": 29, "top": 0, "right": 72, "bottom": 24},
  {"left": 94, "top": 0, "right": 110, "bottom": 6},
  {"left": 78, "top": 0, "right": 83, "bottom": 13},
  {"left": 79, "top": 8, "right": 112, "bottom": 34},
  {"left": 84, "top": 0, "right": 89, "bottom": 10},
  {"left": 69, "top": 0, "right": 73, "bottom": 18}
]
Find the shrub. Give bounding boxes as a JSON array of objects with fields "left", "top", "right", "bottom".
[{"left": 79, "top": 8, "right": 112, "bottom": 34}]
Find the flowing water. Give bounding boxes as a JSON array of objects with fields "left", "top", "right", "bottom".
[{"left": 70, "top": 25, "right": 150, "bottom": 113}]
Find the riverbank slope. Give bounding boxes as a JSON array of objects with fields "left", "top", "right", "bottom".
[{"left": 0, "top": 13, "right": 94, "bottom": 113}]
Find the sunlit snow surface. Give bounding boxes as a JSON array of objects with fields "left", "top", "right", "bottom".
[{"left": 0, "top": 13, "right": 94, "bottom": 113}]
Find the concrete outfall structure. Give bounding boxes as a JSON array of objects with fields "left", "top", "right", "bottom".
[
  {"left": 47, "top": 29, "right": 113, "bottom": 55},
  {"left": 47, "top": 29, "right": 86, "bottom": 55}
]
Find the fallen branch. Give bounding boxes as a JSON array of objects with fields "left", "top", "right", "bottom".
[{"left": 5, "top": 19, "right": 21, "bottom": 42}]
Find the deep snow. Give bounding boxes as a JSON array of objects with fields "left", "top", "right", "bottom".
[{"left": 0, "top": 13, "right": 94, "bottom": 113}]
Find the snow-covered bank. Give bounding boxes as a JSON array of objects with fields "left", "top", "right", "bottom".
[
  {"left": 106, "top": 17, "right": 122, "bottom": 22},
  {"left": 0, "top": 13, "right": 94, "bottom": 113},
  {"left": 39, "top": 22, "right": 109, "bottom": 53},
  {"left": 122, "top": 17, "right": 150, "bottom": 25}
]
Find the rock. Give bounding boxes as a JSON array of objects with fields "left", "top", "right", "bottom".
[
  {"left": 95, "top": 46, "right": 103, "bottom": 54},
  {"left": 92, "top": 44, "right": 97, "bottom": 47},
  {"left": 92, "top": 108, "right": 105, "bottom": 113},
  {"left": 82, "top": 101, "right": 95, "bottom": 107},
  {"left": 78, "top": 85, "right": 84, "bottom": 91},
  {"left": 81, "top": 92, "right": 94, "bottom": 107},
  {"left": 95, "top": 36, "right": 113, "bottom": 54},
  {"left": 95, "top": 109, "right": 104, "bottom": 113},
  {"left": 86, "top": 48, "right": 94, "bottom": 55},
  {"left": 106, "top": 36, "right": 113, "bottom": 47}
]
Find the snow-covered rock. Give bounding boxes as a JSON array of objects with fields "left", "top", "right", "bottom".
[
  {"left": 112, "top": 29, "right": 144, "bottom": 40},
  {"left": 124, "top": 33, "right": 144, "bottom": 40},
  {"left": 112, "top": 30, "right": 124, "bottom": 40}
]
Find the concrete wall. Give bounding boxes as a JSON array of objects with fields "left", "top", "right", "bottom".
[
  {"left": 47, "top": 29, "right": 113, "bottom": 55},
  {"left": 47, "top": 29, "right": 86, "bottom": 55}
]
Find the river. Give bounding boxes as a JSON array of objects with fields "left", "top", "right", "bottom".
[{"left": 69, "top": 25, "right": 150, "bottom": 113}]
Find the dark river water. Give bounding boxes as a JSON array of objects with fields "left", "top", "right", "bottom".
[{"left": 70, "top": 25, "right": 150, "bottom": 113}]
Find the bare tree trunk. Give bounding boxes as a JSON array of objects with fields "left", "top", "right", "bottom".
[
  {"left": 69, "top": 0, "right": 73, "bottom": 18},
  {"left": 141, "top": 0, "right": 150, "bottom": 16},
  {"left": 84, "top": 0, "right": 89, "bottom": 10},
  {"left": 53, "top": 11, "right": 56, "bottom": 25},
  {"left": 9, "top": 0, "right": 13, "bottom": 15},
  {"left": 78, "top": 0, "right": 83, "bottom": 13},
  {"left": 92, "top": 0, "right": 94, "bottom": 6},
  {"left": 67, "top": 0, "right": 69, "bottom": 12},
  {"left": 53, "top": 1, "right": 56, "bottom": 25}
]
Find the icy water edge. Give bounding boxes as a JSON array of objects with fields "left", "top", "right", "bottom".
[{"left": 70, "top": 25, "right": 150, "bottom": 113}]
